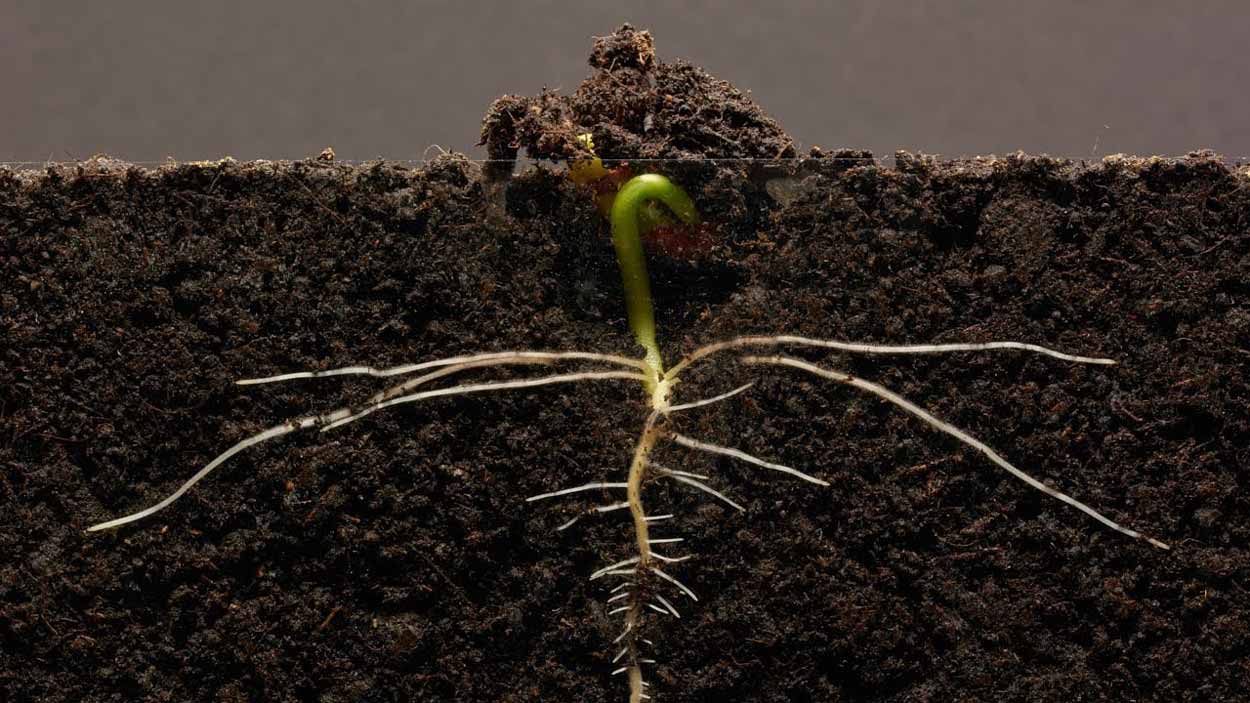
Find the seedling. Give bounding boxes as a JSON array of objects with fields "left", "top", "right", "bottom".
[{"left": 89, "top": 165, "right": 1168, "bottom": 702}]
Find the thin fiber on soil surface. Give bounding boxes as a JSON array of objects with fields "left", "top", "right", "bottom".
[{"left": 3, "top": 25, "right": 1249, "bottom": 703}]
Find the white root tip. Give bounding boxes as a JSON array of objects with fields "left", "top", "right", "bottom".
[
  {"left": 646, "top": 603, "right": 669, "bottom": 616},
  {"left": 660, "top": 473, "right": 745, "bottom": 513},
  {"left": 86, "top": 417, "right": 318, "bottom": 532},
  {"left": 651, "top": 566, "right": 699, "bottom": 601},
  {"left": 653, "top": 593, "right": 681, "bottom": 618}
]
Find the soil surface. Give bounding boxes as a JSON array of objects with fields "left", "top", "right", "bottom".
[{"left": 3, "top": 25, "right": 1249, "bottom": 703}]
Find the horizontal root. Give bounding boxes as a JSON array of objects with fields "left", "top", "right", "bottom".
[
  {"left": 238, "top": 350, "right": 647, "bottom": 385},
  {"left": 527, "top": 482, "right": 628, "bottom": 503},
  {"left": 667, "top": 382, "right": 754, "bottom": 413},
  {"left": 324, "top": 370, "right": 646, "bottom": 432},
  {"left": 668, "top": 333, "right": 1116, "bottom": 379},
  {"left": 89, "top": 368, "right": 643, "bottom": 532}
]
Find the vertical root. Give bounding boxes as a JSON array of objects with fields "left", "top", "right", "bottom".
[
  {"left": 626, "top": 411, "right": 664, "bottom": 569},
  {"left": 623, "top": 410, "right": 665, "bottom": 703}
]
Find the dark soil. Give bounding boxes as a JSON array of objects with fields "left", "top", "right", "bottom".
[
  {"left": 3, "top": 25, "right": 1249, "bottom": 703},
  {"left": 479, "top": 23, "right": 795, "bottom": 175}
]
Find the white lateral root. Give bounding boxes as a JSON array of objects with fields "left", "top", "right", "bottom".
[
  {"left": 660, "top": 473, "right": 745, "bottom": 513},
  {"left": 671, "top": 432, "right": 829, "bottom": 486},
  {"left": 323, "top": 370, "right": 647, "bottom": 432},
  {"left": 651, "top": 566, "right": 698, "bottom": 601},
  {"left": 238, "top": 349, "right": 647, "bottom": 385},
  {"left": 555, "top": 501, "right": 631, "bottom": 532},
  {"left": 667, "top": 382, "right": 754, "bottom": 412},
  {"left": 527, "top": 482, "right": 629, "bottom": 503},
  {"left": 86, "top": 416, "right": 335, "bottom": 532},
  {"left": 645, "top": 460, "right": 708, "bottom": 480},
  {"left": 89, "top": 370, "right": 641, "bottom": 532},
  {"left": 741, "top": 354, "right": 1170, "bottom": 550},
  {"left": 590, "top": 557, "right": 642, "bottom": 580},
  {"left": 653, "top": 593, "right": 681, "bottom": 618},
  {"left": 667, "top": 333, "right": 1117, "bottom": 379}
]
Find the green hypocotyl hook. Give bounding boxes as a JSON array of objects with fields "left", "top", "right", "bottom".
[{"left": 608, "top": 173, "right": 701, "bottom": 386}]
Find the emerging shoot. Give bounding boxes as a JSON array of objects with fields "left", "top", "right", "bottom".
[{"left": 609, "top": 173, "right": 700, "bottom": 390}]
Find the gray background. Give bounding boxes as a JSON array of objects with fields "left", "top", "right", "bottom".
[{"left": 3, "top": 0, "right": 1248, "bottom": 163}]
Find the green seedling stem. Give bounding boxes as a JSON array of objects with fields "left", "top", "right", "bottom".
[{"left": 609, "top": 173, "right": 700, "bottom": 388}]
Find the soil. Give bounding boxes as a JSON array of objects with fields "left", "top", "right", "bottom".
[{"left": 3, "top": 25, "right": 1249, "bottom": 703}]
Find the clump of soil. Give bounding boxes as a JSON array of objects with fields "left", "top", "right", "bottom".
[
  {"left": 3, "top": 25, "right": 1249, "bottom": 703},
  {"left": 479, "top": 24, "right": 797, "bottom": 167}
]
